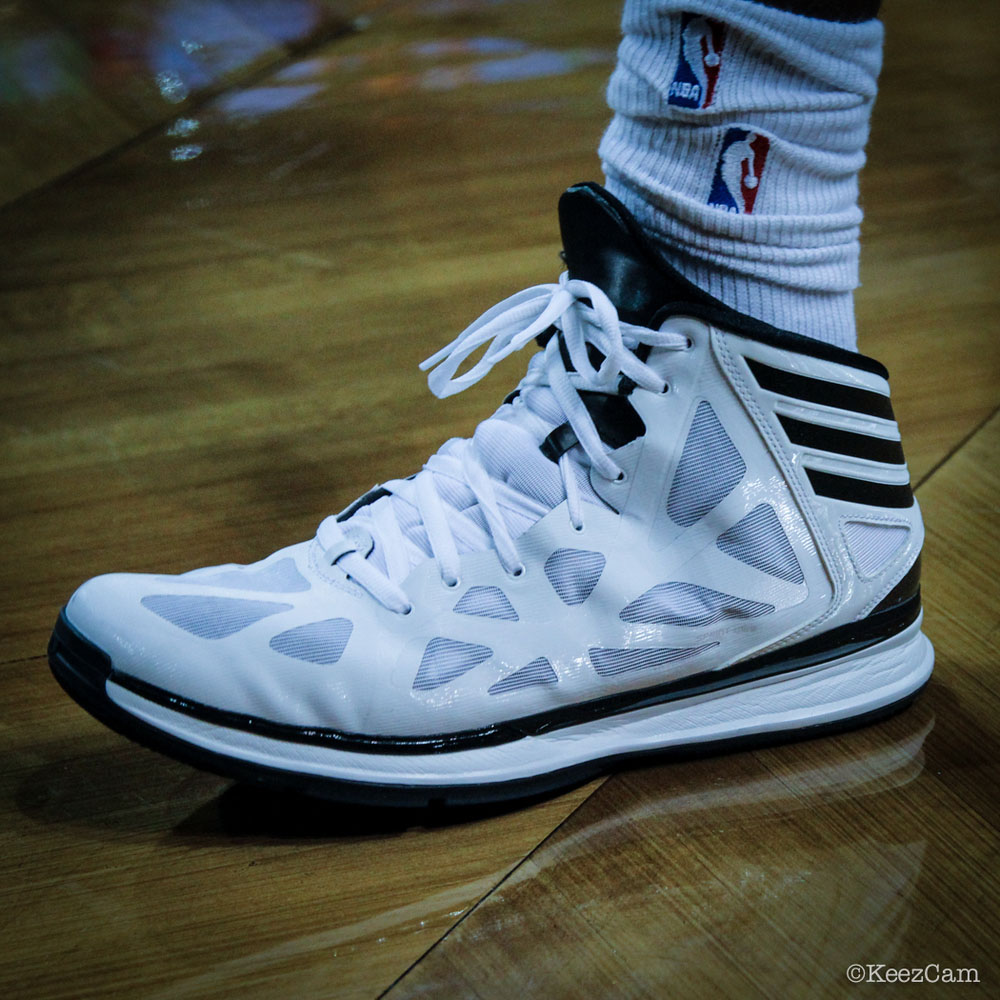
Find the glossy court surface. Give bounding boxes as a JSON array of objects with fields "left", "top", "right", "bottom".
[{"left": 1, "top": 1, "right": 998, "bottom": 997}]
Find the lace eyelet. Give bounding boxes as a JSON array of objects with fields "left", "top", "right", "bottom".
[
  {"left": 399, "top": 604, "right": 414, "bottom": 615},
  {"left": 613, "top": 470, "right": 627, "bottom": 484},
  {"left": 660, "top": 382, "right": 670, "bottom": 394},
  {"left": 572, "top": 521, "right": 585, "bottom": 533},
  {"left": 442, "top": 577, "right": 461, "bottom": 590},
  {"left": 509, "top": 564, "right": 527, "bottom": 579}
]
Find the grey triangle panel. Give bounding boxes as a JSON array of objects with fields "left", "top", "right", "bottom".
[
  {"left": 413, "top": 638, "right": 494, "bottom": 691},
  {"left": 619, "top": 582, "right": 774, "bottom": 627},
  {"left": 454, "top": 585, "right": 519, "bottom": 621},
  {"left": 716, "top": 504, "right": 804, "bottom": 584},
  {"left": 667, "top": 401, "right": 746, "bottom": 527},
  {"left": 544, "top": 548, "right": 606, "bottom": 606},
  {"left": 589, "top": 643, "right": 717, "bottom": 677},
  {"left": 488, "top": 656, "right": 558, "bottom": 695},
  {"left": 140, "top": 595, "right": 293, "bottom": 639},
  {"left": 269, "top": 618, "right": 353, "bottom": 664}
]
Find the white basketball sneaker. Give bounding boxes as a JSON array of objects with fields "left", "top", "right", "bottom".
[{"left": 49, "top": 183, "right": 933, "bottom": 806}]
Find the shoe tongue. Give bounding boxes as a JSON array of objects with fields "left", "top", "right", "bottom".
[{"left": 558, "top": 182, "right": 710, "bottom": 327}]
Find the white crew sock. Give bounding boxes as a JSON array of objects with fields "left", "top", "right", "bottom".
[{"left": 599, "top": 0, "right": 883, "bottom": 350}]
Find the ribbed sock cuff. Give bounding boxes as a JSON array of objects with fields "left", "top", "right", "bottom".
[{"left": 599, "top": 0, "right": 883, "bottom": 350}]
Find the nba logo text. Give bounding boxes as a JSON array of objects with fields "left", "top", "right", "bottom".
[
  {"left": 707, "top": 128, "right": 770, "bottom": 214},
  {"left": 668, "top": 13, "right": 726, "bottom": 109}
]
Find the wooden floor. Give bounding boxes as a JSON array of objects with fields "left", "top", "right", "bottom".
[{"left": 2, "top": 1, "right": 998, "bottom": 997}]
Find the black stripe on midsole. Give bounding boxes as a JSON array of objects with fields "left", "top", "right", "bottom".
[
  {"left": 778, "top": 414, "right": 906, "bottom": 465},
  {"left": 96, "top": 593, "right": 921, "bottom": 756},
  {"left": 747, "top": 358, "right": 895, "bottom": 420},
  {"left": 806, "top": 468, "right": 913, "bottom": 508}
]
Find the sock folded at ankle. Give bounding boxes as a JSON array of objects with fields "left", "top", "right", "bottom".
[{"left": 599, "top": 0, "right": 884, "bottom": 350}]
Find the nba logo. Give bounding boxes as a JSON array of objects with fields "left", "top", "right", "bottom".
[
  {"left": 708, "top": 128, "right": 770, "bottom": 214},
  {"left": 667, "top": 13, "right": 726, "bottom": 109}
]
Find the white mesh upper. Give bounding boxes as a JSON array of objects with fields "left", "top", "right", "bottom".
[
  {"left": 843, "top": 521, "right": 910, "bottom": 576},
  {"left": 343, "top": 360, "right": 610, "bottom": 582},
  {"left": 192, "top": 557, "right": 311, "bottom": 593}
]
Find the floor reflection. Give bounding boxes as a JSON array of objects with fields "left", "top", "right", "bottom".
[{"left": 395, "top": 703, "right": 939, "bottom": 995}]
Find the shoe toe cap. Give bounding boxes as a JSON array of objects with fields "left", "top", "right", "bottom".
[
  {"left": 62, "top": 572, "right": 370, "bottom": 731},
  {"left": 65, "top": 572, "right": 153, "bottom": 655}
]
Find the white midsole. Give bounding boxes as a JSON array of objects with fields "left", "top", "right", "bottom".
[{"left": 106, "top": 618, "right": 933, "bottom": 788}]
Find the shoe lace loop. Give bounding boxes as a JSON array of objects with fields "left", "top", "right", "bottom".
[{"left": 317, "top": 274, "right": 689, "bottom": 613}]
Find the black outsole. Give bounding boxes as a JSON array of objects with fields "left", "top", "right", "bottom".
[{"left": 47, "top": 609, "right": 928, "bottom": 809}]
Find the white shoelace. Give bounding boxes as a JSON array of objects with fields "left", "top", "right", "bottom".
[{"left": 316, "top": 274, "right": 690, "bottom": 613}]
